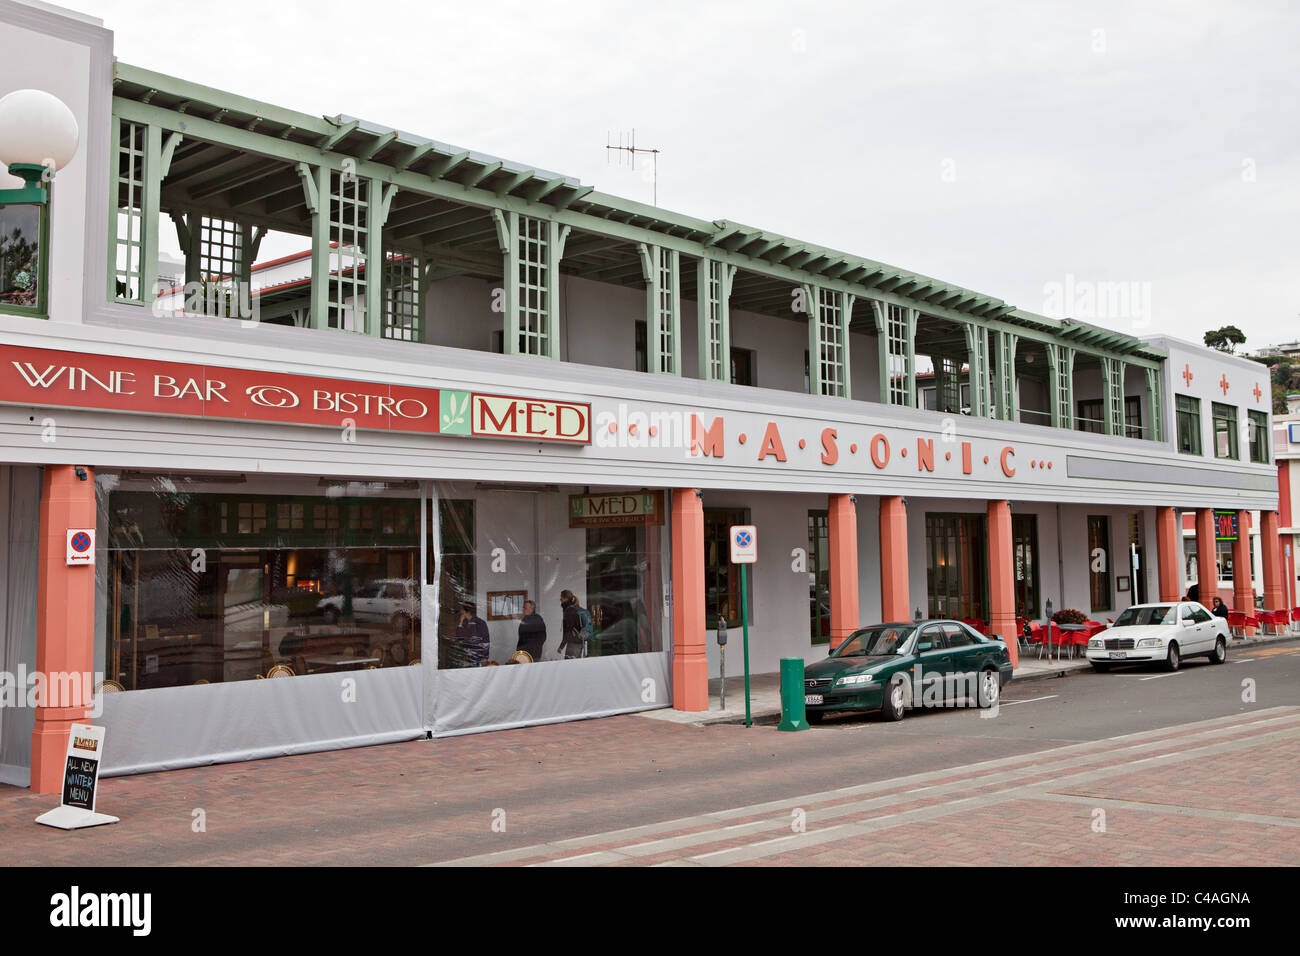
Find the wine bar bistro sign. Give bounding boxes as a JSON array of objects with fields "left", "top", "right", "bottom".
[{"left": 0, "top": 344, "right": 591, "bottom": 444}]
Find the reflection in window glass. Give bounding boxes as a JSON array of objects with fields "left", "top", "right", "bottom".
[
  {"left": 0, "top": 203, "right": 41, "bottom": 311},
  {"left": 99, "top": 472, "right": 421, "bottom": 689},
  {"left": 435, "top": 484, "right": 666, "bottom": 668}
]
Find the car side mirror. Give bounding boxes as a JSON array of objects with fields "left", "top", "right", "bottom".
[{"left": 827, "top": 644, "right": 835, "bottom": 656}]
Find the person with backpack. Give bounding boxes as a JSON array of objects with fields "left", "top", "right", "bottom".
[{"left": 558, "top": 589, "right": 590, "bottom": 659}]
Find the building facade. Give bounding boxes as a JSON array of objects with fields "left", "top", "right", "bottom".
[{"left": 0, "top": 0, "right": 1289, "bottom": 791}]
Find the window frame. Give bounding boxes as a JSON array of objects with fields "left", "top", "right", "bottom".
[
  {"left": 1211, "top": 402, "right": 1238, "bottom": 460},
  {"left": 1247, "top": 409, "right": 1269, "bottom": 464},
  {"left": 0, "top": 198, "right": 51, "bottom": 319},
  {"left": 1175, "top": 394, "right": 1202, "bottom": 456}
]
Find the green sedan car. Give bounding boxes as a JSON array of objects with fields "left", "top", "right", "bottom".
[{"left": 803, "top": 620, "right": 1014, "bottom": 723}]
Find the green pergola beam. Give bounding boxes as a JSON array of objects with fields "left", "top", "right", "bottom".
[{"left": 317, "top": 119, "right": 359, "bottom": 152}]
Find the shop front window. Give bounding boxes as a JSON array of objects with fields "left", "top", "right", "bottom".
[
  {"left": 433, "top": 484, "right": 666, "bottom": 668},
  {"left": 99, "top": 472, "right": 422, "bottom": 690}
]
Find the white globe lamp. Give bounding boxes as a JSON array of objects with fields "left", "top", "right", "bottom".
[{"left": 0, "top": 88, "right": 80, "bottom": 192}]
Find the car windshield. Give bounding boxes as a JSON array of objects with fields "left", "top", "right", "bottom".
[
  {"left": 833, "top": 625, "right": 915, "bottom": 657},
  {"left": 1114, "top": 605, "right": 1177, "bottom": 627}
]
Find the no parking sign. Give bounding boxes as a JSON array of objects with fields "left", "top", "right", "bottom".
[
  {"left": 66, "top": 528, "right": 94, "bottom": 566},
  {"left": 730, "top": 525, "right": 757, "bottom": 564}
]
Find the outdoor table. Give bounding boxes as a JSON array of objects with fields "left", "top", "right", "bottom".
[{"left": 1056, "top": 624, "right": 1090, "bottom": 660}]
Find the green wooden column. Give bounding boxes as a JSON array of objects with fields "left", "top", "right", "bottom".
[
  {"left": 299, "top": 162, "right": 328, "bottom": 331},
  {"left": 639, "top": 243, "right": 681, "bottom": 374},
  {"left": 1145, "top": 366, "right": 1164, "bottom": 442},
  {"left": 1102, "top": 357, "right": 1126, "bottom": 436},
  {"left": 696, "top": 257, "right": 735, "bottom": 381},
  {"left": 995, "top": 330, "right": 1019, "bottom": 422},
  {"left": 140, "top": 123, "right": 163, "bottom": 305},
  {"left": 962, "top": 321, "right": 991, "bottom": 417},
  {"left": 365, "top": 182, "right": 398, "bottom": 337},
  {"left": 871, "top": 300, "right": 916, "bottom": 406},
  {"left": 546, "top": 219, "right": 570, "bottom": 360}
]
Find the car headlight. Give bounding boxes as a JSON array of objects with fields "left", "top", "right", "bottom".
[
  {"left": 1137, "top": 638, "right": 1164, "bottom": 647},
  {"left": 1088, "top": 637, "right": 1103, "bottom": 648},
  {"left": 836, "top": 674, "right": 875, "bottom": 687}
]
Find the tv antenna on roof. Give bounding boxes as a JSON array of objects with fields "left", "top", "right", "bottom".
[{"left": 606, "top": 128, "right": 661, "bottom": 206}]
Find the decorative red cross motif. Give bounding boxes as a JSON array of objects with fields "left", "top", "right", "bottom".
[
  {"left": 1254, "top": 382, "right": 1263, "bottom": 403},
  {"left": 1182, "top": 363, "right": 1194, "bottom": 386},
  {"left": 1219, "top": 374, "right": 1230, "bottom": 395}
]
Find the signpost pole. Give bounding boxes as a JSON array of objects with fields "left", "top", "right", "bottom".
[{"left": 742, "top": 563, "right": 751, "bottom": 728}]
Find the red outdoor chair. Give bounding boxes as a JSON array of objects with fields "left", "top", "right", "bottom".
[{"left": 1259, "top": 611, "right": 1286, "bottom": 635}]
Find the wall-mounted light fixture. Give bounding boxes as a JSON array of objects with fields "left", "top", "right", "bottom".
[{"left": 0, "top": 88, "right": 79, "bottom": 319}]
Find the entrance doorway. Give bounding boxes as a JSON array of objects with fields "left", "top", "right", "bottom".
[
  {"left": 925, "top": 513, "right": 989, "bottom": 621},
  {"left": 586, "top": 526, "right": 650, "bottom": 656}
]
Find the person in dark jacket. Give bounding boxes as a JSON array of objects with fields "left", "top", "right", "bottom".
[
  {"left": 1211, "top": 596, "right": 1230, "bottom": 619},
  {"left": 455, "top": 602, "right": 491, "bottom": 667},
  {"left": 516, "top": 600, "right": 546, "bottom": 661},
  {"left": 558, "top": 589, "right": 584, "bottom": 659}
]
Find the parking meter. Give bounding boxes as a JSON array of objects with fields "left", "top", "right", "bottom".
[{"left": 717, "top": 616, "right": 727, "bottom": 710}]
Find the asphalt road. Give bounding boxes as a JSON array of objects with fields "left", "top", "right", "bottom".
[{"left": 3, "top": 638, "right": 1297, "bottom": 866}]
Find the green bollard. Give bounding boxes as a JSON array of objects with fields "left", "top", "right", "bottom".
[{"left": 777, "top": 657, "right": 809, "bottom": 732}]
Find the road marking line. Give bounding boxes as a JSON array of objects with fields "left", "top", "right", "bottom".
[
  {"left": 1139, "top": 673, "right": 1183, "bottom": 680},
  {"left": 905, "top": 786, "right": 936, "bottom": 794},
  {"left": 1000, "top": 695, "right": 1059, "bottom": 706}
]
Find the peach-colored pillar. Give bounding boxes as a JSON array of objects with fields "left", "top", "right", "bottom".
[
  {"left": 1155, "top": 507, "right": 1182, "bottom": 602},
  {"left": 828, "top": 494, "right": 860, "bottom": 650},
  {"left": 1261, "top": 510, "right": 1284, "bottom": 611},
  {"left": 878, "top": 495, "right": 908, "bottom": 626},
  {"left": 671, "top": 488, "right": 707, "bottom": 711},
  {"left": 986, "top": 499, "right": 1018, "bottom": 668},
  {"left": 31, "top": 465, "right": 97, "bottom": 794},
  {"left": 1232, "top": 510, "right": 1254, "bottom": 632},
  {"left": 1195, "top": 508, "right": 1219, "bottom": 606}
]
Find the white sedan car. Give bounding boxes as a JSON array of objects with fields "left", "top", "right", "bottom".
[{"left": 1086, "top": 601, "right": 1229, "bottom": 672}]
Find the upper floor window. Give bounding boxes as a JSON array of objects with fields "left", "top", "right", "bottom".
[
  {"left": 1212, "top": 403, "right": 1238, "bottom": 459},
  {"left": 730, "top": 348, "right": 754, "bottom": 386},
  {"left": 635, "top": 320, "right": 648, "bottom": 373},
  {"left": 1175, "top": 394, "right": 1201, "bottom": 455},
  {"left": 1248, "top": 410, "right": 1269, "bottom": 463},
  {"left": 1076, "top": 399, "right": 1104, "bottom": 434},
  {"left": 1124, "top": 396, "right": 1142, "bottom": 438}
]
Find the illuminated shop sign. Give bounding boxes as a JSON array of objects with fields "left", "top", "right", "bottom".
[
  {"left": 1214, "top": 509, "right": 1239, "bottom": 541},
  {"left": 569, "top": 490, "right": 664, "bottom": 528},
  {"left": 0, "top": 345, "right": 592, "bottom": 445}
]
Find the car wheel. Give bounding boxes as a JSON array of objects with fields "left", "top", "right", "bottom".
[
  {"left": 880, "top": 675, "right": 907, "bottom": 722},
  {"left": 976, "top": 668, "right": 1000, "bottom": 708},
  {"left": 806, "top": 710, "right": 824, "bottom": 725},
  {"left": 1090, "top": 662, "right": 1110, "bottom": 673},
  {"left": 1165, "top": 642, "right": 1180, "bottom": 672},
  {"left": 322, "top": 607, "right": 339, "bottom": 625},
  {"left": 1210, "top": 636, "right": 1227, "bottom": 665}
]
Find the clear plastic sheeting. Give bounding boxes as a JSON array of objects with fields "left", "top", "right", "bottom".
[
  {"left": 427, "top": 481, "right": 672, "bottom": 735},
  {"left": 83, "top": 471, "right": 672, "bottom": 771},
  {"left": 431, "top": 482, "right": 666, "bottom": 668},
  {"left": 96, "top": 471, "right": 423, "bottom": 691}
]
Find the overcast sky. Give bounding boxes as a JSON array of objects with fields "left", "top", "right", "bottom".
[{"left": 69, "top": 0, "right": 1300, "bottom": 349}]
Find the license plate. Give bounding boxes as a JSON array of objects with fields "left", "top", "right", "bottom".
[
  {"left": 805, "top": 694, "right": 823, "bottom": 706},
  {"left": 1111, "top": 651, "right": 1127, "bottom": 659}
]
